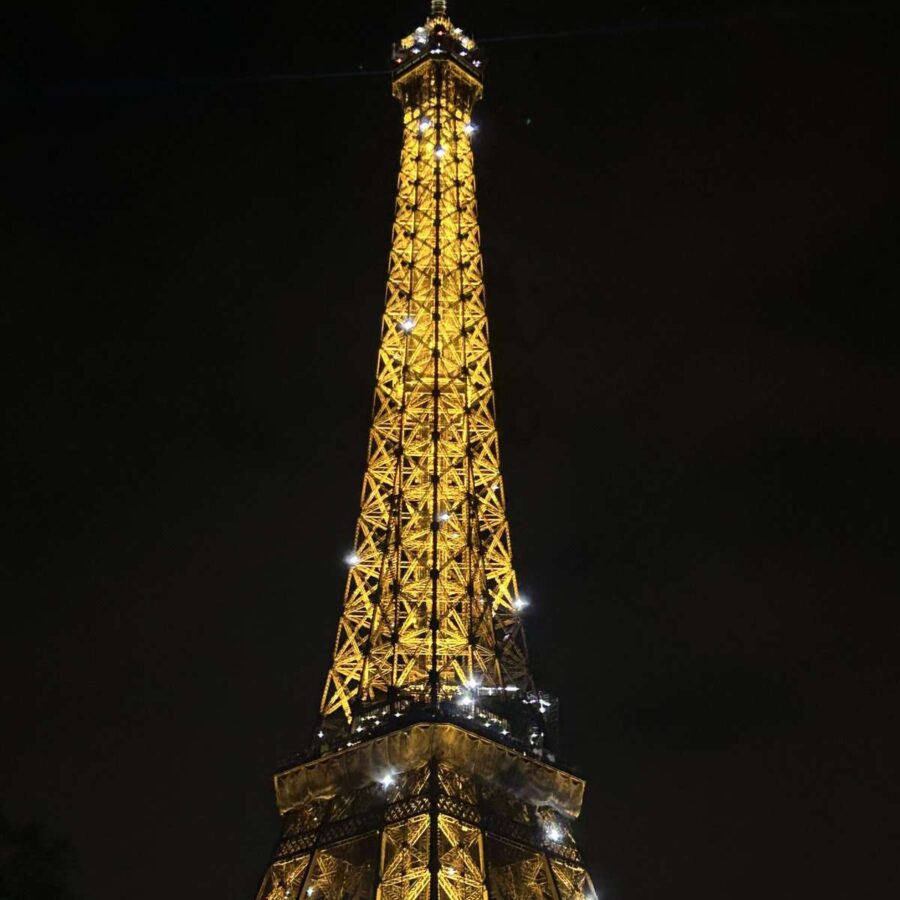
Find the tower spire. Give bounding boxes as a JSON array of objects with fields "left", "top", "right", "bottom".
[{"left": 430, "top": 0, "right": 448, "bottom": 17}]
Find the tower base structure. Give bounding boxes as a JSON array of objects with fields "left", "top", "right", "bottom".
[{"left": 256, "top": 723, "right": 595, "bottom": 900}]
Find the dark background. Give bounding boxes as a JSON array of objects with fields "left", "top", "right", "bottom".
[{"left": 2, "top": 1, "right": 898, "bottom": 898}]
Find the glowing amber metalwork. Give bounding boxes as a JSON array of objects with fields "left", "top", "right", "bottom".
[
  {"left": 254, "top": 7, "right": 595, "bottom": 899},
  {"left": 319, "top": 38, "right": 529, "bottom": 730}
]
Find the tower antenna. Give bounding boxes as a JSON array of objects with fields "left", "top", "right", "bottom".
[{"left": 431, "top": 0, "right": 447, "bottom": 16}]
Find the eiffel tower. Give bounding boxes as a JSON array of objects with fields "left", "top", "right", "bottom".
[{"left": 254, "top": 4, "right": 596, "bottom": 898}]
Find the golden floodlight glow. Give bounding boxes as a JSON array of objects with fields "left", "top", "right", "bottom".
[
  {"left": 252, "top": 7, "right": 596, "bottom": 900},
  {"left": 318, "top": 17, "right": 532, "bottom": 732}
]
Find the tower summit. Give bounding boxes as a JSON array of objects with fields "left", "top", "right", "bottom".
[{"left": 254, "top": 5, "right": 596, "bottom": 898}]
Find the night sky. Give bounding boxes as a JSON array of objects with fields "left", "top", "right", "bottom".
[{"left": 2, "top": 1, "right": 898, "bottom": 898}]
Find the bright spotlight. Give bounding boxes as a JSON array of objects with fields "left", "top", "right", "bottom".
[{"left": 545, "top": 824, "right": 563, "bottom": 843}]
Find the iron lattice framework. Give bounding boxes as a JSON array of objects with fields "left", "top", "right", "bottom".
[
  {"left": 255, "top": 6, "right": 595, "bottom": 899},
  {"left": 319, "top": 16, "right": 529, "bottom": 734}
]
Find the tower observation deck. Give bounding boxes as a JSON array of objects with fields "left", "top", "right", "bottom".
[{"left": 253, "top": 5, "right": 596, "bottom": 898}]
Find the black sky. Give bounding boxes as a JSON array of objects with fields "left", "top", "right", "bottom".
[{"left": 2, "top": 2, "right": 898, "bottom": 898}]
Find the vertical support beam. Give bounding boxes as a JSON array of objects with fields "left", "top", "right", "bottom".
[
  {"left": 476, "top": 827, "right": 489, "bottom": 900},
  {"left": 295, "top": 848, "right": 320, "bottom": 900},
  {"left": 543, "top": 853, "right": 565, "bottom": 900},
  {"left": 429, "top": 757, "right": 441, "bottom": 900},
  {"left": 429, "top": 64, "right": 445, "bottom": 710},
  {"left": 374, "top": 824, "right": 387, "bottom": 900}
]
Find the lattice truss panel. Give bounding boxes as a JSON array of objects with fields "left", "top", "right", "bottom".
[
  {"left": 321, "top": 57, "right": 532, "bottom": 726},
  {"left": 256, "top": 762, "right": 594, "bottom": 900}
]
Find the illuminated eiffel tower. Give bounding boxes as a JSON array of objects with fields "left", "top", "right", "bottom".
[{"left": 254, "top": 4, "right": 596, "bottom": 898}]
